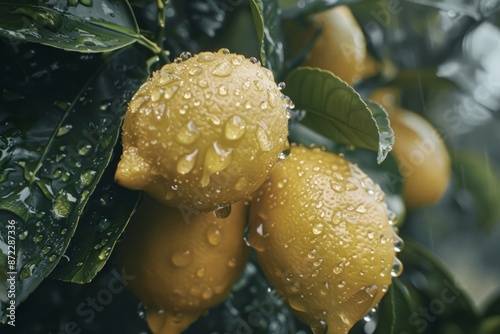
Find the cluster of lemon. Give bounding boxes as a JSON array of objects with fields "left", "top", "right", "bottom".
[{"left": 113, "top": 6, "right": 450, "bottom": 334}]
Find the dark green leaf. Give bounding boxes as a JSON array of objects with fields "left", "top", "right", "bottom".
[
  {"left": 284, "top": 67, "right": 394, "bottom": 163},
  {"left": 0, "top": 45, "right": 148, "bottom": 321},
  {"left": 373, "top": 282, "right": 396, "bottom": 334},
  {"left": 401, "top": 0, "right": 498, "bottom": 20},
  {"left": 452, "top": 150, "right": 500, "bottom": 231},
  {"left": 249, "top": 0, "right": 285, "bottom": 76},
  {"left": 480, "top": 316, "right": 500, "bottom": 334},
  {"left": 398, "top": 239, "right": 479, "bottom": 333},
  {"left": 50, "top": 153, "right": 141, "bottom": 283},
  {"left": 0, "top": 0, "right": 139, "bottom": 52},
  {"left": 483, "top": 293, "right": 500, "bottom": 318}
]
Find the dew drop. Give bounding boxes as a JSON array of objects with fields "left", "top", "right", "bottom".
[
  {"left": 257, "top": 127, "right": 272, "bottom": 151},
  {"left": 212, "top": 61, "right": 233, "bottom": 77},
  {"left": 214, "top": 205, "right": 232, "bottom": 219},
  {"left": 19, "top": 230, "right": 29, "bottom": 240},
  {"left": 289, "top": 295, "right": 307, "bottom": 312},
  {"left": 175, "top": 121, "right": 200, "bottom": 145},
  {"left": 338, "top": 280, "right": 346, "bottom": 288},
  {"left": 224, "top": 115, "right": 246, "bottom": 140},
  {"left": 176, "top": 149, "right": 198, "bottom": 175},
  {"left": 151, "top": 87, "right": 163, "bottom": 102},
  {"left": 218, "top": 84, "right": 229, "bottom": 96},
  {"left": 80, "top": 169, "right": 96, "bottom": 187},
  {"left": 260, "top": 101, "right": 268, "bottom": 109},
  {"left": 188, "top": 65, "right": 202, "bottom": 76},
  {"left": 202, "top": 287, "right": 214, "bottom": 299},
  {"left": 312, "top": 223, "right": 323, "bottom": 235},
  {"left": 391, "top": 257, "right": 403, "bottom": 277},
  {"left": 228, "top": 258, "right": 237, "bottom": 267},
  {"left": 171, "top": 249, "right": 192, "bottom": 267},
  {"left": 393, "top": 231, "right": 404, "bottom": 253},
  {"left": 196, "top": 267, "right": 206, "bottom": 278},
  {"left": 206, "top": 226, "right": 222, "bottom": 245},
  {"left": 200, "top": 142, "right": 232, "bottom": 186},
  {"left": 278, "top": 82, "right": 286, "bottom": 90},
  {"left": 235, "top": 176, "right": 247, "bottom": 191},
  {"left": 249, "top": 57, "right": 258, "bottom": 64},
  {"left": 164, "top": 84, "right": 180, "bottom": 99},
  {"left": 137, "top": 302, "right": 146, "bottom": 319},
  {"left": 57, "top": 124, "right": 72, "bottom": 137},
  {"left": 98, "top": 247, "right": 112, "bottom": 260},
  {"left": 197, "top": 52, "right": 215, "bottom": 62},
  {"left": 218, "top": 48, "right": 230, "bottom": 54}
]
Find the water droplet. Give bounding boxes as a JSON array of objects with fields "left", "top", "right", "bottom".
[
  {"left": 41, "top": 246, "right": 52, "bottom": 255},
  {"left": 206, "top": 226, "right": 222, "bottom": 245},
  {"left": 338, "top": 280, "right": 346, "bottom": 288},
  {"left": 312, "top": 223, "right": 323, "bottom": 235},
  {"left": 183, "top": 91, "right": 192, "bottom": 99},
  {"left": 218, "top": 48, "right": 230, "bottom": 54},
  {"left": 97, "top": 218, "right": 111, "bottom": 232},
  {"left": 57, "top": 124, "right": 72, "bottom": 137},
  {"left": 212, "top": 61, "right": 233, "bottom": 77},
  {"left": 76, "top": 262, "right": 83, "bottom": 267},
  {"left": 158, "top": 306, "right": 165, "bottom": 314},
  {"left": 356, "top": 205, "right": 367, "bottom": 213},
  {"left": 254, "top": 80, "right": 265, "bottom": 91},
  {"left": 98, "top": 247, "right": 112, "bottom": 260},
  {"left": 218, "top": 84, "right": 228, "bottom": 96},
  {"left": 249, "top": 57, "right": 258, "bottom": 64},
  {"left": 19, "top": 230, "right": 29, "bottom": 240},
  {"left": 53, "top": 192, "right": 76, "bottom": 218},
  {"left": 19, "top": 258, "right": 41, "bottom": 279},
  {"left": 201, "top": 142, "right": 232, "bottom": 187},
  {"left": 196, "top": 267, "right": 206, "bottom": 278},
  {"left": 80, "top": 169, "right": 96, "bottom": 187},
  {"left": 365, "top": 284, "right": 378, "bottom": 298},
  {"left": 367, "top": 231, "right": 375, "bottom": 239},
  {"left": 235, "top": 176, "right": 247, "bottom": 191},
  {"left": 137, "top": 302, "right": 147, "bottom": 319},
  {"left": 257, "top": 126, "right": 271, "bottom": 151},
  {"left": 308, "top": 249, "right": 317, "bottom": 259},
  {"left": 278, "top": 82, "right": 286, "bottom": 90},
  {"left": 176, "top": 121, "right": 200, "bottom": 145},
  {"left": 188, "top": 65, "right": 202, "bottom": 76},
  {"left": 231, "top": 55, "right": 244, "bottom": 65},
  {"left": 391, "top": 257, "right": 403, "bottom": 277},
  {"left": 393, "top": 231, "right": 404, "bottom": 252},
  {"left": 197, "top": 52, "right": 215, "bottom": 62},
  {"left": 48, "top": 255, "right": 57, "bottom": 262},
  {"left": 171, "top": 249, "right": 192, "bottom": 267},
  {"left": 228, "top": 258, "right": 237, "bottom": 267},
  {"left": 380, "top": 234, "right": 388, "bottom": 244},
  {"left": 177, "top": 149, "right": 198, "bottom": 175},
  {"left": 260, "top": 101, "right": 268, "bottom": 109},
  {"left": 202, "top": 287, "right": 214, "bottom": 299},
  {"left": 224, "top": 115, "right": 246, "bottom": 140},
  {"left": 164, "top": 84, "right": 180, "bottom": 99},
  {"left": 214, "top": 205, "right": 231, "bottom": 219},
  {"left": 289, "top": 295, "right": 307, "bottom": 312},
  {"left": 151, "top": 87, "right": 163, "bottom": 102}
]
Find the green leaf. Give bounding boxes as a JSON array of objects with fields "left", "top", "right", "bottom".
[
  {"left": 0, "top": 45, "right": 148, "bottom": 321},
  {"left": 249, "top": 0, "right": 285, "bottom": 76},
  {"left": 480, "top": 316, "right": 500, "bottom": 334},
  {"left": 284, "top": 67, "right": 394, "bottom": 163},
  {"left": 398, "top": 239, "right": 479, "bottom": 333},
  {"left": 483, "top": 293, "right": 500, "bottom": 318},
  {"left": 452, "top": 150, "right": 500, "bottom": 231},
  {"left": 49, "top": 153, "right": 141, "bottom": 283},
  {"left": 0, "top": 0, "right": 140, "bottom": 52}
]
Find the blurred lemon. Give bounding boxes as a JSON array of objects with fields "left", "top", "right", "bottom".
[
  {"left": 114, "top": 195, "right": 249, "bottom": 334},
  {"left": 249, "top": 145, "right": 400, "bottom": 334},
  {"left": 372, "top": 88, "right": 451, "bottom": 209}
]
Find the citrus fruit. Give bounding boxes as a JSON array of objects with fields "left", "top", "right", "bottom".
[
  {"left": 114, "top": 195, "right": 249, "bottom": 334},
  {"left": 248, "top": 145, "right": 401, "bottom": 334},
  {"left": 371, "top": 89, "right": 451, "bottom": 209},
  {"left": 114, "top": 49, "right": 291, "bottom": 212},
  {"left": 295, "top": 6, "right": 378, "bottom": 85}
]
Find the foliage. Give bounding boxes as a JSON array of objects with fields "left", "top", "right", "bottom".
[{"left": 0, "top": 0, "right": 498, "bottom": 333}]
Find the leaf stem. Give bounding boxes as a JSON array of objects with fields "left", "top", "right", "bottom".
[{"left": 136, "top": 34, "right": 162, "bottom": 55}]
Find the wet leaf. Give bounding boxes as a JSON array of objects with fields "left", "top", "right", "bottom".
[
  {"left": 50, "top": 153, "right": 141, "bottom": 283},
  {"left": 0, "top": 45, "right": 148, "bottom": 321},
  {"left": 452, "top": 150, "right": 500, "bottom": 231},
  {"left": 249, "top": 0, "right": 285, "bottom": 76},
  {"left": 480, "top": 316, "right": 500, "bottom": 334},
  {"left": 283, "top": 67, "right": 394, "bottom": 163},
  {"left": 0, "top": 0, "right": 139, "bottom": 52}
]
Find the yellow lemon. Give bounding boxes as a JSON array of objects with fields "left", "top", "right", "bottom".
[
  {"left": 114, "top": 195, "right": 249, "bottom": 334},
  {"left": 248, "top": 145, "right": 400, "bottom": 334},
  {"left": 115, "top": 49, "right": 291, "bottom": 212}
]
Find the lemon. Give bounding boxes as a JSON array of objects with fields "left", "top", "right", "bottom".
[
  {"left": 114, "top": 195, "right": 249, "bottom": 334},
  {"left": 115, "top": 49, "right": 291, "bottom": 212},
  {"left": 371, "top": 88, "right": 451, "bottom": 209},
  {"left": 293, "top": 6, "right": 378, "bottom": 85},
  {"left": 248, "top": 145, "right": 400, "bottom": 334}
]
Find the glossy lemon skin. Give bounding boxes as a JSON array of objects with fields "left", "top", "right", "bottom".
[
  {"left": 249, "top": 145, "right": 397, "bottom": 334},
  {"left": 114, "top": 196, "right": 249, "bottom": 334},
  {"left": 115, "top": 50, "right": 290, "bottom": 212}
]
